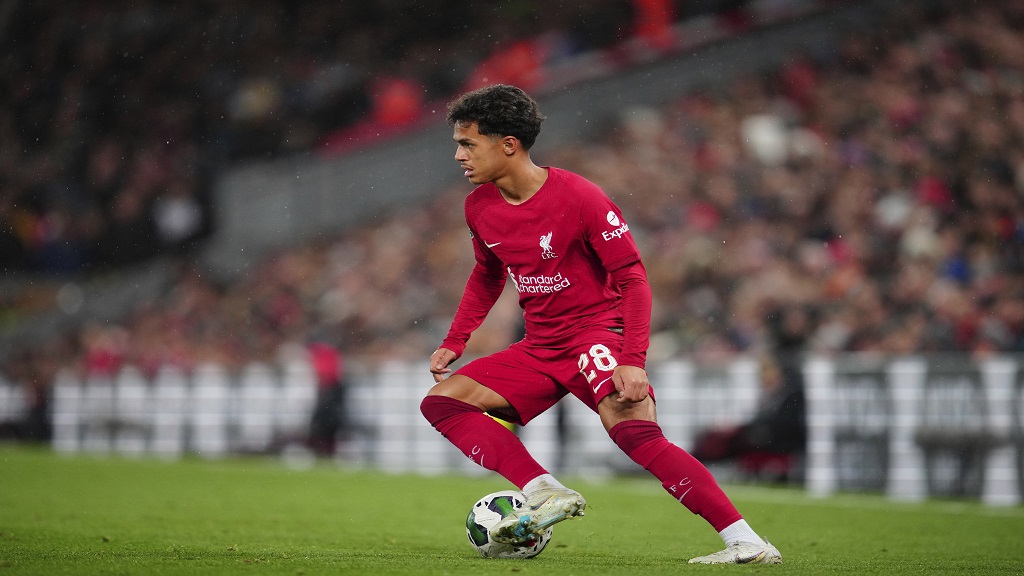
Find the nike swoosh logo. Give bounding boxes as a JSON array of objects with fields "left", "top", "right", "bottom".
[
  {"left": 485, "top": 241, "right": 501, "bottom": 248},
  {"left": 675, "top": 485, "right": 693, "bottom": 503},
  {"left": 736, "top": 549, "right": 768, "bottom": 564},
  {"left": 592, "top": 376, "right": 612, "bottom": 395}
]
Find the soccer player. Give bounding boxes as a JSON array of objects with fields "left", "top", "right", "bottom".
[{"left": 420, "top": 84, "right": 782, "bottom": 565}]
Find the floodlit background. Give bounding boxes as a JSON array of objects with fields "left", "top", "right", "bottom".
[{"left": 1, "top": 0, "right": 1022, "bottom": 506}]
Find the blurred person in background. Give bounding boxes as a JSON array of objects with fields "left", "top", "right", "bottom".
[
  {"left": 307, "top": 341, "right": 348, "bottom": 458},
  {"left": 691, "top": 303, "right": 809, "bottom": 481},
  {"left": 690, "top": 354, "right": 806, "bottom": 481}
]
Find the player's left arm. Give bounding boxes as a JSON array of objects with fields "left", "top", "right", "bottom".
[
  {"left": 576, "top": 182, "right": 651, "bottom": 402},
  {"left": 609, "top": 260, "right": 652, "bottom": 403}
]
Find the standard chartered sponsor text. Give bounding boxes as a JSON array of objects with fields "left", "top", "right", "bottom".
[{"left": 514, "top": 271, "right": 572, "bottom": 294}]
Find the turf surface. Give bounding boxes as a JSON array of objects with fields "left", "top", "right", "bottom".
[{"left": 1, "top": 445, "right": 1021, "bottom": 575}]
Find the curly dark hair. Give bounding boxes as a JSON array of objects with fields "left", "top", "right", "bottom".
[{"left": 446, "top": 84, "right": 545, "bottom": 150}]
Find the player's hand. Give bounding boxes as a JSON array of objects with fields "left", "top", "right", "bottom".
[
  {"left": 430, "top": 348, "right": 457, "bottom": 383},
  {"left": 612, "top": 365, "right": 649, "bottom": 403}
]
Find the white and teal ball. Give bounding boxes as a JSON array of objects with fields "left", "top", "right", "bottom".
[{"left": 465, "top": 490, "right": 552, "bottom": 559}]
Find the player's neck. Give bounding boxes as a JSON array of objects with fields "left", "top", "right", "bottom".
[{"left": 496, "top": 163, "right": 548, "bottom": 205}]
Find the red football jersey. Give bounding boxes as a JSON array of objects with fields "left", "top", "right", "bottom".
[{"left": 442, "top": 167, "right": 643, "bottom": 352}]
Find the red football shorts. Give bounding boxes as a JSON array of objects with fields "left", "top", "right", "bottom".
[{"left": 454, "top": 327, "right": 654, "bottom": 425}]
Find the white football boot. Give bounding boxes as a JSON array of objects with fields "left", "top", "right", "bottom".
[
  {"left": 688, "top": 540, "right": 783, "bottom": 564},
  {"left": 489, "top": 486, "right": 586, "bottom": 545}
]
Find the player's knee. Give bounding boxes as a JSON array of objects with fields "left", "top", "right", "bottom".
[
  {"left": 420, "top": 395, "right": 480, "bottom": 427},
  {"left": 598, "top": 394, "right": 656, "bottom": 431}
]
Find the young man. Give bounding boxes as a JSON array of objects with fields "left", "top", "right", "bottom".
[{"left": 420, "top": 84, "right": 782, "bottom": 565}]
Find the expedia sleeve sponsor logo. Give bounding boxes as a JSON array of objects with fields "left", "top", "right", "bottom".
[
  {"left": 513, "top": 272, "right": 572, "bottom": 294},
  {"left": 601, "top": 222, "right": 630, "bottom": 241}
]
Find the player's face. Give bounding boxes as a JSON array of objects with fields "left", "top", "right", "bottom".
[{"left": 452, "top": 121, "right": 509, "bottom": 185}]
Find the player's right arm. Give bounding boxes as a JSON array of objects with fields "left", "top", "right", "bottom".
[
  {"left": 433, "top": 230, "right": 506, "bottom": 379},
  {"left": 438, "top": 262, "right": 506, "bottom": 356}
]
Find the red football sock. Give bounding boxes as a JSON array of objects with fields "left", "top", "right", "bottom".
[
  {"left": 420, "top": 395, "right": 547, "bottom": 489},
  {"left": 609, "top": 419, "right": 742, "bottom": 531}
]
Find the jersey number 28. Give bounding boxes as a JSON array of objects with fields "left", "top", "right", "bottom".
[{"left": 577, "top": 344, "right": 618, "bottom": 383}]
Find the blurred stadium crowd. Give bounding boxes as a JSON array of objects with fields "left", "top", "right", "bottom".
[
  {"left": 3, "top": 1, "right": 1024, "bottom": 440},
  {"left": 0, "top": 0, "right": 682, "bottom": 275}
]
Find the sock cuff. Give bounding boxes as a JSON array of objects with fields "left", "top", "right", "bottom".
[
  {"left": 609, "top": 419, "right": 662, "bottom": 445},
  {"left": 419, "top": 395, "right": 481, "bottom": 426},
  {"left": 609, "top": 419, "right": 671, "bottom": 468}
]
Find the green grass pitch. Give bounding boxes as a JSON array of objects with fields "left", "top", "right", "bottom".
[{"left": 1, "top": 445, "right": 1021, "bottom": 575}]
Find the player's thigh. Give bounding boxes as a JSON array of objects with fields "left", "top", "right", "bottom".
[
  {"left": 452, "top": 347, "right": 566, "bottom": 425},
  {"left": 426, "top": 373, "right": 513, "bottom": 413}
]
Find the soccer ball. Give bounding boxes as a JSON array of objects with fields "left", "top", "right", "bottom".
[{"left": 465, "top": 490, "right": 552, "bottom": 559}]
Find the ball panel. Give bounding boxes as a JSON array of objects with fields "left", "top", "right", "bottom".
[{"left": 465, "top": 509, "right": 490, "bottom": 547}]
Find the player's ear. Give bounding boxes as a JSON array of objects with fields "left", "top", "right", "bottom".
[{"left": 503, "top": 137, "right": 518, "bottom": 156}]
